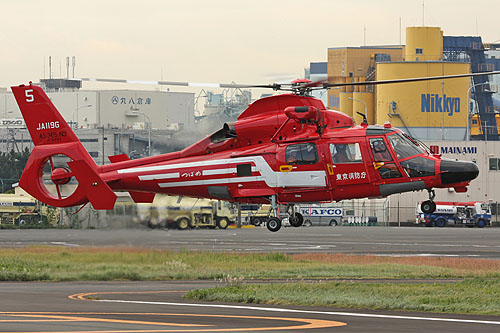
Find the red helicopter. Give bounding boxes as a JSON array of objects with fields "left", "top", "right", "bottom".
[{"left": 10, "top": 71, "right": 499, "bottom": 232}]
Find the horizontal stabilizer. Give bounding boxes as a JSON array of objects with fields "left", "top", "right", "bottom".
[
  {"left": 109, "top": 154, "right": 130, "bottom": 163},
  {"left": 129, "top": 191, "right": 156, "bottom": 203},
  {"left": 67, "top": 160, "right": 117, "bottom": 209}
]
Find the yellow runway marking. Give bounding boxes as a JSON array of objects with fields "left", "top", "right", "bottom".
[
  {"left": 1, "top": 313, "right": 208, "bottom": 327},
  {"left": 68, "top": 291, "right": 182, "bottom": 301},
  {"left": 0, "top": 289, "right": 346, "bottom": 331},
  {"left": 0, "top": 311, "right": 346, "bottom": 332}
]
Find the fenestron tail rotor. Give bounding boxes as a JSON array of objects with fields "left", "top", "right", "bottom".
[{"left": 43, "top": 154, "right": 77, "bottom": 200}]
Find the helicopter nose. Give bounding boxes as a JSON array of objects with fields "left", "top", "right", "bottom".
[{"left": 440, "top": 158, "right": 479, "bottom": 185}]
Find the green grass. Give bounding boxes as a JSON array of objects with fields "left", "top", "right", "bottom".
[
  {"left": 0, "top": 246, "right": 497, "bottom": 282},
  {"left": 185, "top": 279, "right": 500, "bottom": 315},
  {"left": 2, "top": 246, "right": 500, "bottom": 314},
  {"left": 0, "top": 246, "right": 500, "bottom": 282}
]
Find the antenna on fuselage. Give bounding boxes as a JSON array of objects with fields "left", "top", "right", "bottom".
[{"left": 356, "top": 112, "right": 368, "bottom": 125}]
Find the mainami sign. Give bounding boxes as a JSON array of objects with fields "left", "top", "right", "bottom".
[
  {"left": 421, "top": 94, "right": 460, "bottom": 116},
  {"left": 430, "top": 145, "right": 477, "bottom": 155}
]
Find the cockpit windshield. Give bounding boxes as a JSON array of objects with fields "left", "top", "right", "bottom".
[{"left": 387, "top": 133, "right": 424, "bottom": 160}]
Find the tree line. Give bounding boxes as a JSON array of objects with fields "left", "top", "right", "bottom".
[{"left": 0, "top": 148, "right": 30, "bottom": 192}]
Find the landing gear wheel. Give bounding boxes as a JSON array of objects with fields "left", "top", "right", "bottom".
[
  {"left": 289, "top": 212, "right": 303, "bottom": 227},
  {"left": 421, "top": 200, "right": 436, "bottom": 214},
  {"left": 266, "top": 217, "right": 282, "bottom": 232}
]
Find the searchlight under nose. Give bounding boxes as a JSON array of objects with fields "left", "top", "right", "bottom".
[{"left": 440, "top": 158, "right": 479, "bottom": 185}]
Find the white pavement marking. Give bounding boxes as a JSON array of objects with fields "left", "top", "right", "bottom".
[
  {"left": 50, "top": 242, "right": 80, "bottom": 247},
  {"left": 95, "top": 299, "right": 500, "bottom": 326}
]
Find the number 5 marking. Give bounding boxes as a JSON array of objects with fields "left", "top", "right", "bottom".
[{"left": 25, "top": 89, "right": 34, "bottom": 102}]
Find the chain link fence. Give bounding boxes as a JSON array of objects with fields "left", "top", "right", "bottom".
[{"left": 56, "top": 199, "right": 500, "bottom": 228}]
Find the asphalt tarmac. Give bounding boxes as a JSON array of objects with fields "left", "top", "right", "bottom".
[
  {"left": 1, "top": 226, "right": 500, "bottom": 258},
  {"left": 2, "top": 226, "right": 500, "bottom": 332},
  {"left": 2, "top": 281, "right": 500, "bottom": 332}
]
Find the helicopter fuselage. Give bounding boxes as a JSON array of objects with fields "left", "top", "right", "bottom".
[{"left": 100, "top": 94, "right": 477, "bottom": 205}]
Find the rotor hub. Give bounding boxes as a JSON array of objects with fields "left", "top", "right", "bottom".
[{"left": 51, "top": 167, "right": 72, "bottom": 185}]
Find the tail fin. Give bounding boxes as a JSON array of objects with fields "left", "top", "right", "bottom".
[
  {"left": 11, "top": 83, "right": 116, "bottom": 209},
  {"left": 11, "top": 83, "right": 80, "bottom": 146}
]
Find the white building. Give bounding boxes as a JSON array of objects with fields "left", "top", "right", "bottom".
[{"left": 0, "top": 82, "right": 195, "bottom": 131}]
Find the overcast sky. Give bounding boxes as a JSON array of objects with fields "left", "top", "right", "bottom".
[{"left": 1, "top": 0, "right": 499, "bottom": 91}]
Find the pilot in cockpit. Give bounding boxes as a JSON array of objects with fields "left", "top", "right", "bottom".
[{"left": 333, "top": 144, "right": 352, "bottom": 163}]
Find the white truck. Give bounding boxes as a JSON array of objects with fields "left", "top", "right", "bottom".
[
  {"left": 416, "top": 201, "right": 491, "bottom": 228},
  {"left": 298, "top": 205, "right": 343, "bottom": 226}
]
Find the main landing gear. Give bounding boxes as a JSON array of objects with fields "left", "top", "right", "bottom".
[
  {"left": 421, "top": 189, "right": 437, "bottom": 214},
  {"left": 265, "top": 196, "right": 303, "bottom": 232}
]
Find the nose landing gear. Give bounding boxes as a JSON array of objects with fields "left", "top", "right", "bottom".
[
  {"left": 421, "top": 189, "right": 437, "bottom": 214},
  {"left": 266, "top": 195, "right": 282, "bottom": 232}
]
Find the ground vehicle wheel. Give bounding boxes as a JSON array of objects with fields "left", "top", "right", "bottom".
[
  {"left": 425, "top": 219, "right": 435, "bottom": 227},
  {"left": 436, "top": 217, "right": 447, "bottom": 228},
  {"left": 18, "top": 219, "right": 26, "bottom": 226},
  {"left": 177, "top": 218, "right": 190, "bottom": 230},
  {"left": 421, "top": 200, "right": 436, "bottom": 214},
  {"left": 250, "top": 217, "right": 262, "bottom": 226},
  {"left": 289, "top": 212, "right": 303, "bottom": 227},
  {"left": 476, "top": 219, "right": 486, "bottom": 228},
  {"left": 329, "top": 219, "right": 338, "bottom": 226},
  {"left": 303, "top": 219, "right": 312, "bottom": 227},
  {"left": 266, "top": 217, "right": 282, "bottom": 232},
  {"left": 217, "top": 217, "right": 230, "bottom": 229}
]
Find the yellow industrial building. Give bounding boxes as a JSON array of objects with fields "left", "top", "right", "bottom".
[{"left": 328, "top": 27, "right": 470, "bottom": 140}]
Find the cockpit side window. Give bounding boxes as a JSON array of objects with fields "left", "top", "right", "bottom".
[
  {"left": 387, "top": 133, "right": 423, "bottom": 160},
  {"left": 378, "top": 163, "right": 402, "bottom": 179},
  {"left": 369, "top": 138, "right": 393, "bottom": 162},
  {"left": 330, "top": 143, "right": 362, "bottom": 164},
  {"left": 286, "top": 143, "right": 318, "bottom": 165}
]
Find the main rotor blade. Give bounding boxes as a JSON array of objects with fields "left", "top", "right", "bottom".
[
  {"left": 323, "top": 71, "right": 500, "bottom": 88},
  {"left": 79, "top": 78, "right": 277, "bottom": 89},
  {"left": 78, "top": 70, "right": 500, "bottom": 92}
]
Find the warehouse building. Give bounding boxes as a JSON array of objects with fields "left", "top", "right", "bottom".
[{"left": 0, "top": 80, "right": 196, "bottom": 163}]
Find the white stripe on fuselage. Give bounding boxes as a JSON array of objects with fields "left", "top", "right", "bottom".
[
  {"left": 158, "top": 176, "right": 264, "bottom": 188},
  {"left": 117, "top": 156, "right": 326, "bottom": 188},
  {"left": 138, "top": 172, "right": 179, "bottom": 181}
]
